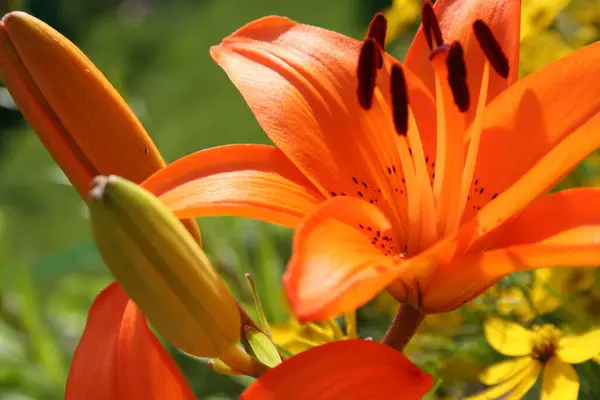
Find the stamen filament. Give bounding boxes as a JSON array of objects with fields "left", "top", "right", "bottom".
[
  {"left": 407, "top": 109, "right": 437, "bottom": 249},
  {"left": 396, "top": 134, "right": 421, "bottom": 253},
  {"left": 430, "top": 46, "right": 466, "bottom": 236},
  {"left": 457, "top": 61, "right": 490, "bottom": 221},
  {"left": 390, "top": 64, "right": 424, "bottom": 253}
]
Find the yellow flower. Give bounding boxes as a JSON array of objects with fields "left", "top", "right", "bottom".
[
  {"left": 468, "top": 318, "right": 600, "bottom": 399},
  {"left": 567, "top": 0, "right": 600, "bottom": 24},
  {"left": 520, "top": 0, "right": 570, "bottom": 40},
  {"left": 271, "top": 313, "right": 356, "bottom": 355},
  {"left": 382, "top": 0, "right": 421, "bottom": 43},
  {"left": 492, "top": 268, "right": 596, "bottom": 321},
  {"left": 518, "top": 32, "right": 574, "bottom": 76}
]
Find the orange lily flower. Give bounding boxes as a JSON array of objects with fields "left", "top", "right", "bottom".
[
  {"left": 142, "top": 0, "right": 600, "bottom": 321},
  {"left": 0, "top": 11, "right": 198, "bottom": 398},
  {"left": 240, "top": 339, "right": 433, "bottom": 399}
]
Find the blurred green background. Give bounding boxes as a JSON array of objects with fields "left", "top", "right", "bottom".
[{"left": 0, "top": 0, "right": 599, "bottom": 399}]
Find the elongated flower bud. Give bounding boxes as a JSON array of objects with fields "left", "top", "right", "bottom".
[
  {"left": 0, "top": 11, "right": 200, "bottom": 242},
  {"left": 88, "top": 175, "right": 240, "bottom": 358},
  {"left": 0, "top": 12, "right": 163, "bottom": 194}
]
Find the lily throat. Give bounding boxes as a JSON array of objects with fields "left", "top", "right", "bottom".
[{"left": 348, "top": 5, "right": 510, "bottom": 257}]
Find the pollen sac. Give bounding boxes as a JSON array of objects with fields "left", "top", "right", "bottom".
[
  {"left": 356, "top": 38, "right": 379, "bottom": 109},
  {"left": 446, "top": 41, "right": 470, "bottom": 113},
  {"left": 472, "top": 19, "right": 510, "bottom": 79},
  {"left": 88, "top": 175, "right": 241, "bottom": 359},
  {"left": 390, "top": 64, "right": 409, "bottom": 136},
  {"left": 367, "top": 12, "right": 387, "bottom": 69},
  {"left": 421, "top": 0, "right": 444, "bottom": 51}
]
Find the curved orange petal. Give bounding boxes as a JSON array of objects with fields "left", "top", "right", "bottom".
[
  {"left": 65, "top": 283, "right": 194, "bottom": 400},
  {"left": 210, "top": 16, "right": 436, "bottom": 229},
  {"left": 141, "top": 144, "right": 324, "bottom": 228},
  {"left": 421, "top": 188, "right": 600, "bottom": 312},
  {"left": 462, "top": 42, "right": 600, "bottom": 224},
  {"left": 487, "top": 188, "right": 600, "bottom": 248},
  {"left": 240, "top": 339, "right": 433, "bottom": 400},
  {"left": 405, "top": 0, "right": 520, "bottom": 112},
  {"left": 284, "top": 197, "right": 406, "bottom": 322}
]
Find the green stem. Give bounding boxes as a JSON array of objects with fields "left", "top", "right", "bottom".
[
  {"left": 381, "top": 304, "right": 425, "bottom": 352},
  {"left": 219, "top": 344, "right": 269, "bottom": 378}
]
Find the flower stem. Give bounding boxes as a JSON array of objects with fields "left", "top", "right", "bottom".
[
  {"left": 219, "top": 344, "right": 269, "bottom": 378},
  {"left": 381, "top": 304, "right": 425, "bottom": 352}
]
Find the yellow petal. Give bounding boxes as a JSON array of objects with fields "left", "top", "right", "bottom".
[
  {"left": 541, "top": 358, "right": 579, "bottom": 400},
  {"left": 484, "top": 318, "right": 534, "bottom": 356},
  {"left": 480, "top": 357, "right": 531, "bottom": 385},
  {"left": 504, "top": 361, "right": 543, "bottom": 400},
  {"left": 557, "top": 328, "right": 600, "bottom": 364},
  {"left": 496, "top": 287, "right": 537, "bottom": 321},
  {"left": 466, "top": 360, "right": 541, "bottom": 400}
]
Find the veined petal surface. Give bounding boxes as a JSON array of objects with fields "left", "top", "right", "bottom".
[
  {"left": 284, "top": 197, "right": 405, "bottom": 322},
  {"left": 240, "top": 339, "right": 433, "bottom": 400},
  {"left": 463, "top": 42, "right": 600, "bottom": 224},
  {"left": 422, "top": 189, "right": 600, "bottom": 311},
  {"left": 142, "top": 144, "right": 324, "bottom": 228},
  {"left": 65, "top": 284, "right": 194, "bottom": 400}
]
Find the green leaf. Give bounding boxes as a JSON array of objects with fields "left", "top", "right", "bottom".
[{"left": 244, "top": 326, "right": 282, "bottom": 368}]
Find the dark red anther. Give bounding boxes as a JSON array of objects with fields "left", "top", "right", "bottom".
[
  {"left": 390, "top": 64, "right": 409, "bottom": 136},
  {"left": 367, "top": 13, "right": 387, "bottom": 69},
  {"left": 422, "top": 0, "right": 444, "bottom": 51},
  {"left": 473, "top": 19, "right": 510, "bottom": 79},
  {"left": 446, "top": 41, "right": 470, "bottom": 113},
  {"left": 356, "top": 38, "right": 379, "bottom": 110},
  {"left": 368, "top": 13, "right": 387, "bottom": 49}
]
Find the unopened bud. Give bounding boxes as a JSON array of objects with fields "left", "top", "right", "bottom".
[{"left": 88, "top": 175, "right": 240, "bottom": 358}]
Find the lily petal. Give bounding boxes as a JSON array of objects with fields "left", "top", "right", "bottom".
[
  {"left": 405, "top": 0, "right": 520, "bottom": 114},
  {"left": 483, "top": 318, "right": 533, "bottom": 356},
  {"left": 557, "top": 328, "right": 600, "bottom": 364},
  {"left": 211, "top": 15, "right": 436, "bottom": 226},
  {"left": 240, "top": 339, "right": 433, "bottom": 400},
  {"left": 541, "top": 358, "right": 579, "bottom": 400},
  {"left": 421, "top": 188, "right": 600, "bottom": 312},
  {"left": 142, "top": 144, "right": 324, "bottom": 228},
  {"left": 284, "top": 197, "right": 403, "bottom": 322},
  {"left": 0, "top": 12, "right": 163, "bottom": 195},
  {"left": 65, "top": 283, "right": 194, "bottom": 400},
  {"left": 463, "top": 41, "right": 600, "bottom": 224}
]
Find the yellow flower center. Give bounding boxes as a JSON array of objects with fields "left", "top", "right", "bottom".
[{"left": 531, "top": 324, "right": 562, "bottom": 362}]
